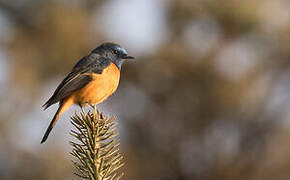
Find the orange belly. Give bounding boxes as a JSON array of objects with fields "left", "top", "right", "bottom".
[{"left": 74, "top": 62, "right": 120, "bottom": 105}]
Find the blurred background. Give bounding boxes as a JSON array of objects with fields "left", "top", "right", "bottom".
[{"left": 0, "top": 0, "right": 289, "bottom": 179}]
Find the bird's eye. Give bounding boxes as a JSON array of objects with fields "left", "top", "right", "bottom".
[{"left": 113, "top": 50, "right": 118, "bottom": 54}]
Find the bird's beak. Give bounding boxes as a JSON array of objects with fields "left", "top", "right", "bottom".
[{"left": 124, "top": 55, "right": 135, "bottom": 60}]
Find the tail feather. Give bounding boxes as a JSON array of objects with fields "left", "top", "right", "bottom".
[
  {"left": 42, "top": 97, "right": 56, "bottom": 110},
  {"left": 40, "top": 106, "right": 61, "bottom": 143},
  {"left": 41, "top": 97, "right": 74, "bottom": 144}
]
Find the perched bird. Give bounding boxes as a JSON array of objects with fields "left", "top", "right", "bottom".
[{"left": 41, "top": 42, "right": 134, "bottom": 143}]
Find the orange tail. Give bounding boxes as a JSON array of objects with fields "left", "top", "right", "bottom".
[{"left": 41, "top": 97, "right": 74, "bottom": 144}]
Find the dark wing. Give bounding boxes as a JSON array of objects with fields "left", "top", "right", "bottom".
[{"left": 43, "top": 55, "right": 110, "bottom": 109}]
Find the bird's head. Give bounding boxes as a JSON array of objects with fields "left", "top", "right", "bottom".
[{"left": 92, "top": 42, "right": 134, "bottom": 69}]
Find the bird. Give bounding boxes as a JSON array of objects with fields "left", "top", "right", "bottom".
[{"left": 41, "top": 42, "right": 134, "bottom": 143}]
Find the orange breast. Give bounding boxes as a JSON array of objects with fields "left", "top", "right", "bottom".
[{"left": 74, "top": 62, "right": 120, "bottom": 105}]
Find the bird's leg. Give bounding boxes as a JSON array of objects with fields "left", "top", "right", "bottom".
[
  {"left": 78, "top": 103, "right": 84, "bottom": 113},
  {"left": 89, "top": 103, "right": 94, "bottom": 109},
  {"left": 89, "top": 104, "right": 102, "bottom": 120}
]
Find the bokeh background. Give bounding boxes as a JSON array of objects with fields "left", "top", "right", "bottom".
[{"left": 0, "top": 0, "right": 289, "bottom": 179}]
